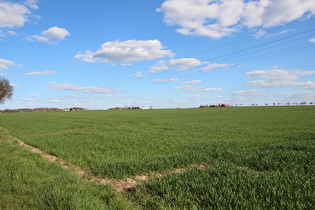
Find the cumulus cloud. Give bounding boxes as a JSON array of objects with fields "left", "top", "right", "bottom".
[
  {"left": 150, "top": 58, "right": 203, "bottom": 72},
  {"left": 27, "top": 27, "right": 70, "bottom": 44},
  {"left": 130, "top": 71, "right": 146, "bottom": 77},
  {"left": 167, "top": 58, "right": 203, "bottom": 70},
  {"left": 246, "top": 67, "right": 315, "bottom": 88},
  {"left": 152, "top": 78, "right": 179, "bottom": 82},
  {"left": 309, "top": 37, "right": 315, "bottom": 43},
  {"left": 149, "top": 60, "right": 169, "bottom": 72},
  {"left": 0, "top": 58, "right": 15, "bottom": 70},
  {"left": 48, "top": 82, "right": 123, "bottom": 93},
  {"left": 75, "top": 40, "right": 174, "bottom": 64},
  {"left": 232, "top": 90, "right": 265, "bottom": 96},
  {"left": 23, "top": 70, "right": 56, "bottom": 76},
  {"left": 0, "top": 2, "right": 30, "bottom": 28},
  {"left": 157, "top": 0, "right": 315, "bottom": 38}
]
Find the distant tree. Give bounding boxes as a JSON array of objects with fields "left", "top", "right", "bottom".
[
  {"left": 310, "top": 102, "right": 313, "bottom": 105},
  {"left": 0, "top": 77, "right": 13, "bottom": 104},
  {"left": 287, "top": 103, "right": 290, "bottom": 106},
  {"left": 265, "top": 103, "right": 268, "bottom": 106}
]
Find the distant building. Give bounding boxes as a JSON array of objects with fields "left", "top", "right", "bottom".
[{"left": 220, "top": 104, "right": 231, "bottom": 107}]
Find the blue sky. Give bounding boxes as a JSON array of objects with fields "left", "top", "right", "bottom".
[{"left": 1, "top": 0, "right": 315, "bottom": 109}]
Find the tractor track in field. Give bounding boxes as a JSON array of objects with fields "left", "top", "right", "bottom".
[{"left": 10, "top": 136, "right": 213, "bottom": 192}]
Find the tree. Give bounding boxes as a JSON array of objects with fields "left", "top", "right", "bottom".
[{"left": 0, "top": 77, "right": 14, "bottom": 104}]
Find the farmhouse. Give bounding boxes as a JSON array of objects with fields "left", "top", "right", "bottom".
[{"left": 220, "top": 104, "right": 231, "bottom": 107}]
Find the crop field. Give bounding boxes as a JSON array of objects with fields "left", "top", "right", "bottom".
[{"left": 0, "top": 106, "right": 314, "bottom": 209}]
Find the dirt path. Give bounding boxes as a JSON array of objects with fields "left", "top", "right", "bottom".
[{"left": 11, "top": 137, "right": 212, "bottom": 192}]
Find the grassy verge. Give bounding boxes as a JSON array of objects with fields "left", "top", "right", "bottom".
[{"left": 0, "top": 128, "right": 135, "bottom": 209}]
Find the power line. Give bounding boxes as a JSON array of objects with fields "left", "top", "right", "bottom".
[
  {"left": 91, "top": 28, "right": 315, "bottom": 90},
  {"left": 56, "top": 0, "right": 310, "bottom": 87}
]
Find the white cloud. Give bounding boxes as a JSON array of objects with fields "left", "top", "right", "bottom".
[
  {"left": 61, "top": 94, "right": 84, "bottom": 99},
  {"left": 253, "top": 29, "right": 267, "bottom": 38},
  {"left": 246, "top": 67, "right": 315, "bottom": 88},
  {"left": 266, "top": 29, "right": 290, "bottom": 38},
  {"left": 23, "top": 70, "right": 56, "bottom": 76},
  {"left": 182, "top": 80, "right": 202, "bottom": 85},
  {"left": 283, "top": 91, "right": 315, "bottom": 102},
  {"left": 0, "top": 30, "right": 17, "bottom": 38},
  {"left": 48, "top": 82, "right": 123, "bottom": 93},
  {"left": 0, "top": 2, "right": 30, "bottom": 28},
  {"left": 30, "top": 94, "right": 40, "bottom": 98},
  {"left": 150, "top": 58, "right": 203, "bottom": 72},
  {"left": 188, "top": 94, "right": 203, "bottom": 101},
  {"left": 173, "top": 85, "right": 222, "bottom": 93},
  {"left": 152, "top": 78, "right": 179, "bottom": 82},
  {"left": 50, "top": 100, "right": 62, "bottom": 103},
  {"left": 24, "top": 0, "right": 39, "bottom": 10},
  {"left": 167, "top": 58, "right": 203, "bottom": 70},
  {"left": 309, "top": 37, "right": 315, "bottom": 43},
  {"left": 199, "top": 62, "right": 233, "bottom": 72},
  {"left": 232, "top": 90, "right": 265, "bottom": 96},
  {"left": 157, "top": 0, "right": 315, "bottom": 38},
  {"left": 149, "top": 60, "right": 168, "bottom": 72},
  {"left": 130, "top": 71, "right": 146, "bottom": 77},
  {"left": 27, "top": 27, "right": 70, "bottom": 44},
  {"left": 75, "top": 40, "right": 174, "bottom": 64},
  {"left": 11, "top": 84, "right": 25, "bottom": 88},
  {"left": 0, "top": 58, "right": 14, "bottom": 70}
]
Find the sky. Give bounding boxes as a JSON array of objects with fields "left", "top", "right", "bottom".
[{"left": 1, "top": 0, "right": 315, "bottom": 109}]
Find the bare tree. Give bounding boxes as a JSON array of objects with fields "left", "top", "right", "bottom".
[{"left": 0, "top": 77, "right": 14, "bottom": 104}]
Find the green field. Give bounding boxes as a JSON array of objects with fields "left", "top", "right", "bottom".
[{"left": 0, "top": 106, "right": 314, "bottom": 209}]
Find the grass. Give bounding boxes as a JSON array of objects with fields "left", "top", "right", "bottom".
[
  {"left": 0, "top": 106, "right": 314, "bottom": 209},
  {"left": 0, "top": 128, "right": 135, "bottom": 209},
  {"left": 129, "top": 138, "right": 315, "bottom": 209}
]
